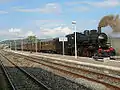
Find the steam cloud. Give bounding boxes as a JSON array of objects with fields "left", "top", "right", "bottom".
[{"left": 98, "top": 14, "right": 120, "bottom": 33}]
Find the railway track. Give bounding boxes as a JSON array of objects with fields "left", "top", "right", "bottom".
[
  {"left": 0, "top": 52, "right": 50, "bottom": 90},
  {"left": 9, "top": 51, "right": 120, "bottom": 77},
  {"left": 2, "top": 50, "right": 120, "bottom": 90}
]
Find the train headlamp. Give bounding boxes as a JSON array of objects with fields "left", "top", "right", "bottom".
[{"left": 98, "top": 35, "right": 104, "bottom": 39}]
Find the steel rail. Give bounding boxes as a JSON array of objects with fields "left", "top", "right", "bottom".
[
  {"left": 0, "top": 58, "right": 16, "bottom": 90},
  {"left": 11, "top": 52, "right": 120, "bottom": 90},
  {"left": 9, "top": 51, "right": 120, "bottom": 73},
  {"left": 0, "top": 52, "right": 50, "bottom": 90}
]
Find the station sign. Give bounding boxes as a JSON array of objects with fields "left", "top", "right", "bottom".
[{"left": 59, "top": 37, "right": 68, "bottom": 42}]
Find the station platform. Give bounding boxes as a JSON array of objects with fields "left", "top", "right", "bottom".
[{"left": 4, "top": 49, "right": 120, "bottom": 71}]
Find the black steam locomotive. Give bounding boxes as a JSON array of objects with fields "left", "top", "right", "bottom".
[
  {"left": 65, "top": 28, "right": 115, "bottom": 57},
  {"left": 66, "top": 30, "right": 107, "bottom": 56},
  {"left": 11, "top": 28, "right": 116, "bottom": 57}
]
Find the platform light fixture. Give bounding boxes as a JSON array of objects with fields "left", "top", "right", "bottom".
[{"left": 72, "top": 21, "right": 77, "bottom": 58}]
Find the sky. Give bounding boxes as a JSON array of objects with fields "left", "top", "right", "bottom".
[{"left": 0, "top": 0, "right": 120, "bottom": 40}]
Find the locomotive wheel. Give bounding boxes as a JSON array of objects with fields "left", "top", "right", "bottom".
[
  {"left": 78, "top": 47, "right": 83, "bottom": 56},
  {"left": 72, "top": 50, "right": 75, "bottom": 56},
  {"left": 67, "top": 49, "right": 71, "bottom": 55},
  {"left": 82, "top": 47, "right": 90, "bottom": 57},
  {"left": 71, "top": 48, "right": 75, "bottom": 56}
]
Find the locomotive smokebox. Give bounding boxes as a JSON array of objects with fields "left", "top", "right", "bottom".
[{"left": 98, "top": 27, "right": 101, "bottom": 34}]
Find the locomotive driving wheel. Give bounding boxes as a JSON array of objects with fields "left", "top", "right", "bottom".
[
  {"left": 78, "top": 47, "right": 83, "bottom": 56},
  {"left": 82, "top": 47, "right": 90, "bottom": 57},
  {"left": 71, "top": 49, "right": 75, "bottom": 56}
]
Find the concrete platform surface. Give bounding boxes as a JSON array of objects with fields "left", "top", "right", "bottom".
[{"left": 4, "top": 50, "right": 120, "bottom": 71}]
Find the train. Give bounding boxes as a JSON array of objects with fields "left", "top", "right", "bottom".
[{"left": 11, "top": 28, "right": 116, "bottom": 57}]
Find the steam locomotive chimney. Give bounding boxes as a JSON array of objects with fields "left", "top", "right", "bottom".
[{"left": 98, "top": 27, "right": 101, "bottom": 34}]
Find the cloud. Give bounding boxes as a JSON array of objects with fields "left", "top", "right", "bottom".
[
  {"left": 35, "top": 19, "right": 63, "bottom": 23},
  {"left": 8, "top": 28, "right": 23, "bottom": 39},
  {"left": 37, "top": 26, "right": 73, "bottom": 39},
  {"left": 65, "top": 0, "right": 120, "bottom": 8},
  {"left": 1, "top": 28, "right": 35, "bottom": 39},
  {"left": 75, "top": 19, "right": 98, "bottom": 31},
  {"left": 14, "top": 8, "right": 41, "bottom": 12},
  {"left": 86, "top": 0, "right": 120, "bottom": 8},
  {"left": 0, "top": 26, "right": 71, "bottom": 40},
  {"left": 25, "top": 31, "right": 35, "bottom": 37},
  {"left": 0, "top": 28, "right": 33, "bottom": 40},
  {"left": 0, "top": 10, "right": 8, "bottom": 14},
  {"left": 34, "top": 19, "right": 99, "bottom": 37},
  {"left": 9, "top": 28, "right": 21, "bottom": 33},
  {"left": 0, "top": 0, "right": 14, "bottom": 3},
  {"left": 34, "top": 19, "right": 64, "bottom": 30},
  {"left": 65, "top": 1, "right": 80, "bottom": 6},
  {"left": 71, "top": 6, "right": 90, "bottom": 12},
  {"left": 4, "top": 26, "right": 72, "bottom": 39},
  {"left": 0, "top": 30, "right": 14, "bottom": 36},
  {"left": 0, "top": 28, "right": 21, "bottom": 40},
  {"left": 40, "top": 3, "right": 62, "bottom": 14},
  {"left": 14, "top": 3, "right": 62, "bottom": 14}
]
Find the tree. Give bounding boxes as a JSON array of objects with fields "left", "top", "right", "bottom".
[{"left": 27, "top": 35, "right": 37, "bottom": 52}]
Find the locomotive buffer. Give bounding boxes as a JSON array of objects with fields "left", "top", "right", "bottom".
[{"left": 59, "top": 37, "right": 68, "bottom": 55}]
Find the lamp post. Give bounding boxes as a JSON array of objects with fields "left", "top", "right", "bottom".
[
  {"left": 22, "top": 39, "right": 23, "bottom": 52},
  {"left": 9, "top": 28, "right": 21, "bottom": 51},
  {"left": 35, "top": 35, "right": 37, "bottom": 53},
  {"left": 72, "top": 21, "right": 77, "bottom": 58},
  {"left": 61, "top": 24, "right": 65, "bottom": 56},
  {"left": 10, "top": 42, "right": 11, "bottom": 50},
  {"left": 63, "top": 38, "right": 65, "bottom": 55},
  {"left": 20, "top": 37, "right": 24, "bottom": 53},
  {"left": 14, "top": 40, "right": 16, "bottom": 51}
]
